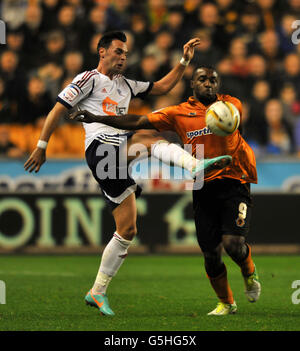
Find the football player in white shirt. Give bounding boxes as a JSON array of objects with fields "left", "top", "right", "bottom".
[{"left": 24, "top": 31, "right": 231, "bottom": 316}]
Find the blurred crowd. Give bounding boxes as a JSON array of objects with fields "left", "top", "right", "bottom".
[{"left": 1, "top": 0, "right": 300, "bottom": 158}]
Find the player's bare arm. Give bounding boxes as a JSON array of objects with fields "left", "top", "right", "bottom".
[
  {"left": 24, "top": 102, "right": 68, "bottom": 173},
  {"left": 150, "top": 38, "right": 201, "bottom": 95},
  {"left": 69, "top": 110, "right": 153, "bottom": 130}
]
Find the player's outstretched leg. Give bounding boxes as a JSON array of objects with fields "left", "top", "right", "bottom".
[
  {"left": 151, "top": 140, "right": 232, "bottom": 178},
  {"left": 192, "top": 155, "right": 232, "bottom": 178}
]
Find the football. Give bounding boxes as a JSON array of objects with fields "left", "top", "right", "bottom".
[{"left": 205, "top": 101, "right": 240, "bottom": 136}]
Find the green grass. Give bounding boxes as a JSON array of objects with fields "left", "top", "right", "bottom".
[{"left": 0, "top": 255, "right": 299, "bottom": 331}]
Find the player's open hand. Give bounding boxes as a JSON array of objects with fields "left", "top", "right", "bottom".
[
  {"left": 182, "top": 38, "right": 201, "bottom": 62},
  {"left": 24, "top": 148, "right": 46, "bottom": 173},
  {"left": 69, "top": 110, "right": 96, "bottom": 123}
]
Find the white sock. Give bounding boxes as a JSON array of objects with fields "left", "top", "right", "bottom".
[
  {"left": 92, "top": 232, "right": 131, "bottom": 294},
  {"left": 151, "top": 140, "right": 201, "bottom": 173}
]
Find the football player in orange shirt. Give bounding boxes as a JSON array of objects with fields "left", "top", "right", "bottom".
[{"left": 70, "top": 66, "right": 261, "bottom": 315}]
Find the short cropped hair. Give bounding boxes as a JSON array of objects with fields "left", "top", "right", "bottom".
[
  {"left": 192, "top": 65, "right": 217, "bottom": 80},
  {"left": 97, "top": 31, "right": 127, "bottom": 53}
]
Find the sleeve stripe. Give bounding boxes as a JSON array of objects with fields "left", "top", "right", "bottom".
[
  {"left": 80, "top": 71, "right": 89, "bottom": 81},
  {"left": 77, "top": 72, "right": 93, "bottom": 87},
  {"left": 74, "top": 70, "right": 91, "bottom": 87},
  {"left": 77, "top": 72, "right": 97, "bottom": 88}
]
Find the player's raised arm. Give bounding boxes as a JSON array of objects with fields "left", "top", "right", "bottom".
[
  {"left": 24, "top": 102, "right": 68, "bottom": 173},
  {"left": 69, "top": 110, "right": 154, "bottom": 130},
  {"left": 149, "top": 38, "right": 201, "bottom": 95}
]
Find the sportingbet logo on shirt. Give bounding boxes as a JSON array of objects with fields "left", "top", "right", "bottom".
[{"left": 186, "top": 127, "right": 212, "bottom": 139}]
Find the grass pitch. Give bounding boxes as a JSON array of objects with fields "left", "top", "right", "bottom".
[{"left": 0, "top": 254, "right": 299, "bottom": 331}]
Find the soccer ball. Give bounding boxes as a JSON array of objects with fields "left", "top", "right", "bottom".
[{"left": 205, "top": 101, "right": 240, "bottom": 137}]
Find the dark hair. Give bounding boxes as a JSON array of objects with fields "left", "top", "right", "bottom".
[
  {"left": 192, "top": 65, "right": 217, "bottom": 79},
  {"left": 97, "top": 31, "right": 127, "bottom": 54}
]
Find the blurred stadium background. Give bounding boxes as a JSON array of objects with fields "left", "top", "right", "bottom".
[{"left": 0, "top": 0, "right": 300, "bottom": 255}]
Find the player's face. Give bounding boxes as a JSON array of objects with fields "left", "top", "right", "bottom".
[
  {"left": 100, "top": 40, "right": 128, "bottom": 74},
  {"left": 191, "top": 68, "right": 219, "bottom": 101}
]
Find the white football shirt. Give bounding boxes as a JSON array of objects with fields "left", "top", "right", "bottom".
[{"left": 57, "top": 69, "right": 153, "bottom": 149}]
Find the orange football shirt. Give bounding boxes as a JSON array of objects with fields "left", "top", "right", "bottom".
[{"left": 147, "top": 94, "right": 257, "bottom": 184}]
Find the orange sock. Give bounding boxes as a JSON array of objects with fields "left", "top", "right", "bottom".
[
  {"left": 207, "top": 265, "right": 234, "bottom": 304},
  {"left": 238, "top": 243, "right": 255, "bottom": 277}
]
